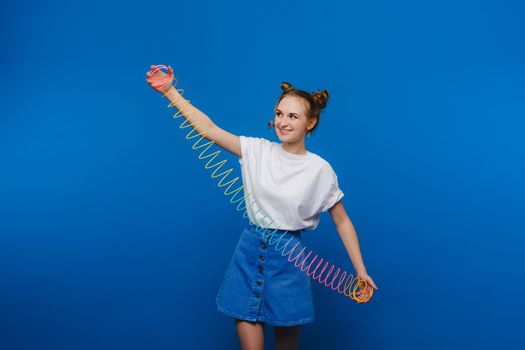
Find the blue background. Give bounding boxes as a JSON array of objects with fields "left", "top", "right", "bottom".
[{"left": 1, "top": 0, "right": 524, "bottom": 349}]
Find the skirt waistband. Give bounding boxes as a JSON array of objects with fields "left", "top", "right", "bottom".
[{"left": 245, "top": 223, "right": 304, "bottom": 236}]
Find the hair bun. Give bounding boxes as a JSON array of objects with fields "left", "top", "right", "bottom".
[
  {"left": 281, "top": 82, "right": 294, "bottom": 92},
  {"left": 312, "top": 89, "right": 329, "bottom": 109}
]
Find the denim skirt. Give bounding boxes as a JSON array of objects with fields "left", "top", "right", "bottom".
[{"left": 216, "top": 224, "right": 315, "bottom": 326}]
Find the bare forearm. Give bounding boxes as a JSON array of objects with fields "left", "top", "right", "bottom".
[
  {"left": 336, "top": 219, "right": 367, "bottom": 275},
  {"left": 162, "top": 86, "right": 215, "bottom": 134}
]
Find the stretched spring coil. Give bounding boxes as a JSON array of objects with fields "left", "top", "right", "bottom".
[{"left": 148, "top": 64, "right": 373, "bottom": 303}]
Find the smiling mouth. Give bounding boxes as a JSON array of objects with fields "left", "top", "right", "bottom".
[{"left": 278, "top": 127, "right": 292, "bottom": 134}]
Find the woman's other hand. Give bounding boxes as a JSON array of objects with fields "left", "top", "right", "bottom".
[{"left": 355, "top": 272, "right": 378, "bottom": 303}]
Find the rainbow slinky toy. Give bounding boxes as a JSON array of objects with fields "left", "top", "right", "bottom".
[{"left": 147, "top": 64, "right": 374, "bottom": 303}]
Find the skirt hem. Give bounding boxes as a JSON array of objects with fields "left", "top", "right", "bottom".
[{"left": 216, "top": 303, "right": 315, "bottom": 327}]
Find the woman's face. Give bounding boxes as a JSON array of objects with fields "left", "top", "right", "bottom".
[{"left": 274, "top": 96, "right": 316, "bottom": 143}]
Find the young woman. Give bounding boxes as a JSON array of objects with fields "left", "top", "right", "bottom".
[{"left": 146, "top": 65, "right": 378, "bottom": 350}]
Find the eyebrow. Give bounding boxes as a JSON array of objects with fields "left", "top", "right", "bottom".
[{"left": 275, "top": 109, "right": 300, "bottom": 117}]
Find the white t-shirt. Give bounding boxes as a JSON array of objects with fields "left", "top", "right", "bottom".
[{"left": 238, "top": 135, "right": 344, "bottom": 231}]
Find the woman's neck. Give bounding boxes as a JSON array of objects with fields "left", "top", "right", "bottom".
[{"left": 281, "top": 140, "right": 307, "bottom": 155}]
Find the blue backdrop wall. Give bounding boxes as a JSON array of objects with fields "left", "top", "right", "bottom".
[{"left": 1, "top": 0, "right": 524, "bottom": 349}]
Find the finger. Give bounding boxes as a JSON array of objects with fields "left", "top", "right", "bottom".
[
  {"left": 150, "top": 65, "right": 161, "bottom": 73},
  {"left": 153, "top": 64, "right": 166, "bottom": 73}
]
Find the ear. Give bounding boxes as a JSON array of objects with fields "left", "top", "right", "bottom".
[{"left": 308, "top": 117, "right": 318, "bottom": 130}]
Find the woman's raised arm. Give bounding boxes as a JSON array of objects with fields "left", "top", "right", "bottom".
[{"left": 146, "top": 65, "right": 242, "bottom": 158}]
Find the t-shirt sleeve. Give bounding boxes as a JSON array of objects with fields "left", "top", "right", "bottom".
[
  {"left": 319, "top": 163, "right": 345, "bottom": 212},
  {"left": 239, "top": 135, "right": 253, "bottom": 164},
  {"left": 238, "top": 135, "right": 270, "bottom": 165}
]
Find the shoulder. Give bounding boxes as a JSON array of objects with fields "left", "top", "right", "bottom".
[
  {"left": 239, "top": 135, "right": 272, "bottom": 146},
  {"left": 239, "top": 136, "right": 273, "bottom": 157},
  {"left": 308, "top": 152, "right": 337, "bottom": 177}
]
